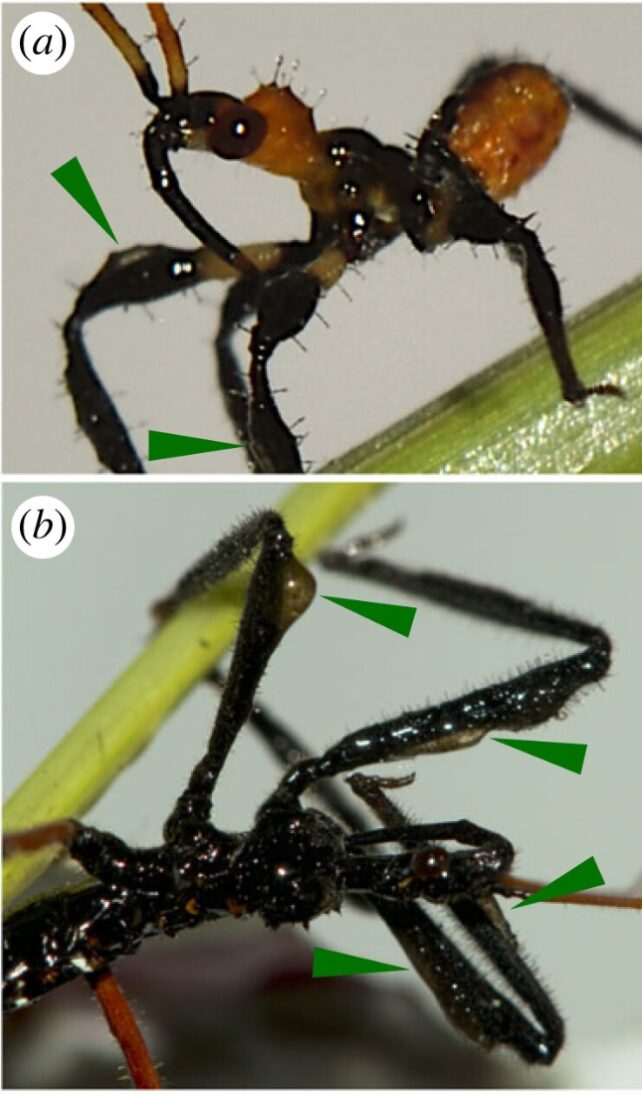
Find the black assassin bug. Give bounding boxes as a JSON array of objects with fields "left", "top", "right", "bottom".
[
  {"left": 62, "top": 4, "right": 642, "bottom": 474},
  {"left": 5, "top": 508, "right": 633, "bottom": 1084}
]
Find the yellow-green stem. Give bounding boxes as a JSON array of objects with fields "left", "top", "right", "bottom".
[{"left": 324, "top": 277, "right": 642, "bottom": 474}]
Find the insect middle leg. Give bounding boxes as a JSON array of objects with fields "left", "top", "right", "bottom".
[{"left": 215, "top": 258, "right": 325, "bottom": 474}]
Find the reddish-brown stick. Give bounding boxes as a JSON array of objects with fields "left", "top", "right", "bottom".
[{"left": 87, "top": 967, "right": 162, "bottom": 1089}]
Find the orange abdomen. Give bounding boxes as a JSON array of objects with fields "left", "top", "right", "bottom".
[{"left": 446, "top": 63, "right": 570, "bottom": 200}]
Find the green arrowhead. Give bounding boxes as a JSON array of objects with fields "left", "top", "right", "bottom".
[
  {"left": 514, "top": 856, "right": 605, "bottom": 908},
  {"left": 312, "top": 947, "right": 407, "bottom": 978},
  {"left": 52, "top": 157, "right": 117, "bottom": 242},
  {"left": 148, "top": 431, "right": 242, "bottom": 460},
  {"left": 493, "top": 738, "right": 587, "bottom": 774},
  {"left": 321, "top": 596, "right": 416, "bottom": 637}
]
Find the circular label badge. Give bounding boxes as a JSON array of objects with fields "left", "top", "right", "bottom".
[
  {"left": 12, "top": 11, "right": 75, "bottom": 75},
  {"left": 11, "top": 496, "right": 76, "bottom": 559}
]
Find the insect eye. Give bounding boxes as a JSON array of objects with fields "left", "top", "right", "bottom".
[
  {"left": 412, "top": 846, "right": 449, "bottom": 878},
  {"left": 210, "top": 103, "right": 267, "bottom": 160}
]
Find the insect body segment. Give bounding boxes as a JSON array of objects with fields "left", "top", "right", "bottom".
[
  {"left": 4, "top": 511, "right": 619, "bottom": 1067},
  {"left": 438, "top": 60, "right": 571, "bottom": 200},
  {"left": 63, "top": 5, "right": 641, "bottom": 474},
  {"left": 243, "top": 84, "right": 324, "bottom": 179}
]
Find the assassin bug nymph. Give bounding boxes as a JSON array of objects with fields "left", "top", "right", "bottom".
[
  {"left": 4, "top": 509, "right": 626, "bottom": 1075},
  {"left": 63, "top": 5, "right": 642, "bottom": 474}
]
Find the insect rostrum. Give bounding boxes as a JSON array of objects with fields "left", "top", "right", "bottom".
[{"left": 4, "top": 510, "right": 613, "bottom": 1066}]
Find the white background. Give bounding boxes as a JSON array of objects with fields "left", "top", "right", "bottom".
[{"left": 3, "top": 4, "right": 642, "bottom": 472}]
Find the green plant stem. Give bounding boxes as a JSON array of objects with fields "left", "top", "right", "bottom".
[
  {"left": 324, "top": 277, "right": 642, "bottom": 474},
  {"left": 3, "top": 483, "right": 383, "bottom": 904}
]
